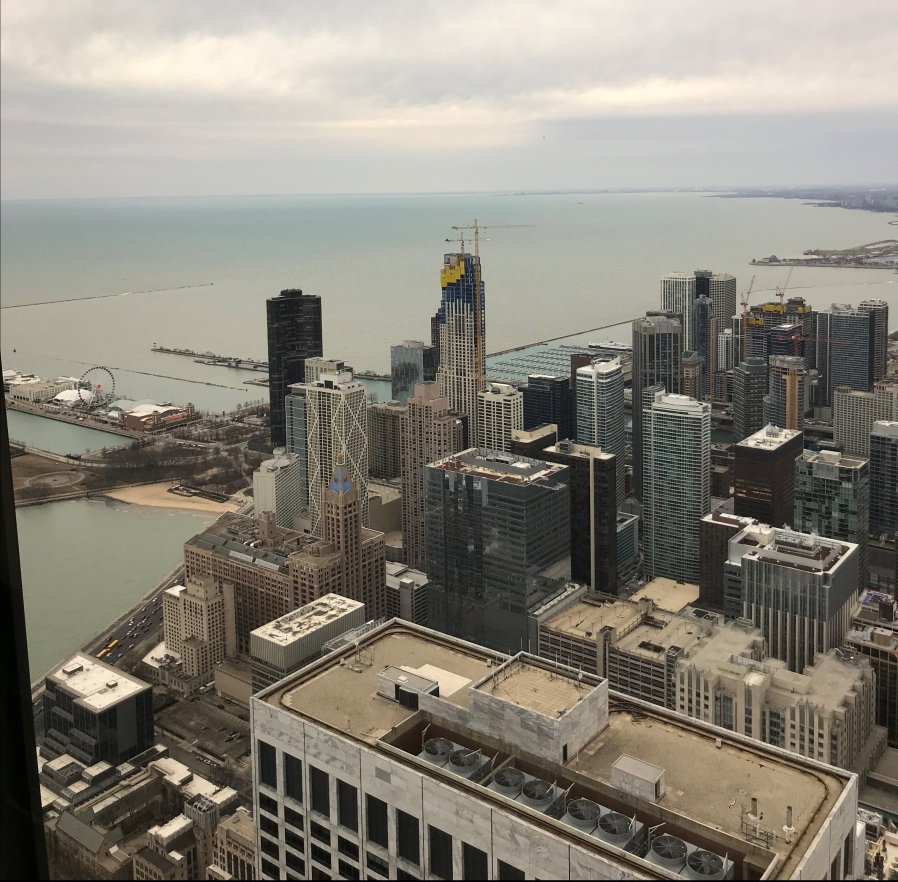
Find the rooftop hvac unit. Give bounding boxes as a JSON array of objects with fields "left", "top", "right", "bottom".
[
  {"left": 487, "top": 768, "right": 529, "bottom": 799},
  {"left": 562, "top": 798, "right": 605, "bottom": 833},
  {"left": 682, "top": 849, "right": 734, "bottom": 881},
  {"left": 645, "top": 834, "right": 690, "bottom": 874},
  {"left": 418, "top": 738, "right": 456, "bottom": 767},
  {"left": 595, "top": 812, "right": 643, "bottom": 850},
  {"left": 516, "top": 778, "right": 559, "bottom": 813},
  {"left": 447, "top": 749, "right": 484, "bottom": 780}
]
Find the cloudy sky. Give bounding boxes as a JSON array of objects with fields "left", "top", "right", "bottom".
[{"left": 2, "top": 0, "right": 896, "bottom": 199}]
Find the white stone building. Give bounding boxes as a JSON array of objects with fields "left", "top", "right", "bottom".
[
  {"left": 575, "top": 358, "right": 626, "bottom": 501},
  {"left": 253, "top": 453, "right": 306, "bottom": 530},
  {"left": 660, "top": 272, "right": 697, "bottom": 349},
  {"left": 476, "top": 382, "right": 523, "bottom": 453},
  {"left": 833, "top": 381, "right": 898, "bottom": 456}
]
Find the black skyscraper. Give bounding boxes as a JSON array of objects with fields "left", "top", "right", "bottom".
[
  {"left": 266, "top": 289, "right": 323, "bottom": 447},
  {"left": 522, "top": 374, "right": 574, "bottom": 441}
]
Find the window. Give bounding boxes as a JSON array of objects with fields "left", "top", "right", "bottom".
[
  {"left": 429, "top": 826, "right": 453, "bottom": 880},
  {"left": 311, "top": 843, "right": 332, "bottom": 868},
  {"left": 338, "top": 859, "right": 361, "bottom": 879},
  {"left": 261, "top": 857, "right": 279, "bottom": 879},
  {"left": 260, "top": 836, "right": 280, "bottom": 859},
  {"left": 366, "top": 794, "right": 389, "bottom": 848},
  {"left": 462, "top": 843, "right": 487, "bottom": 880},
  {"left": 285, "top": 829, "right": 304, "bottom": 852},
  {"left": 258, "top": 740, "right": 277, "bottom": 788},
  {"left": 366, "top": 852, "right": 390, "bottom": 876},
  {"left": 285, "top": 752, "right": 303, "bottom": 803},
  {"left": 310, "top": 820, "right": 331, "bottom": 845},
  {"left": 286, "top": 851, "right": 305, "bottom": 875},
  {"left": 285, "top": 806, "right": 304, "bottom": 830},
  {"left": 310, "top": 766, "right": 330, "bottom": 817},
  {"left": 397, "top": 810, "right": 419, "bottom": 865},
  {"left": 311, "top": 867, "right": 331, "bottom": 880},
  {"left": 397, "top": 871, "right": 419, "bottom": 881},
  {"left": 337, "top": 779, "right": 359, "bottom": 832},
  {"left": 259, "top": 792, "right": 279, "bottom": 817},
  {"left": 339, "top": 836, "right": 360, "bottom": 861},
  {"left": 498, "top": 860, "right": 525, "bottom": 881},
  {"left": 259, "top": 814, "right": 279, "bottom": 837}
]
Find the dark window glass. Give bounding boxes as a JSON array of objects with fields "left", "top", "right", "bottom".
[
  {"left": 462, "top": 843, "right": 487, "bottom": 880},
  {"left": 498, "top": 859, "right": 526, "bottom": 881},
  {"left": 284, "top": 752, "right": 303, "bottom": 803},
  {"left": 429, "top": 826, "right": 453, "bottom": 880},
  {"left": 311, "top": 867, "right": 331, "bottom": 881},
  {"left": 259, "top": 792, "right": 279, "bottom": 817},
  {"left": 366, "top": 852, "right": 389, "bottom": 876},
  {"left": 286, "top": 851, "right": 305, "bottom": 875},
  {"left": 259, "top": 814, "right": 279, "bottom": 837},
  {"left": 310, "top": 820, "right": 331, "bottom": 845},
  {"left": 285, "top": 830, "right": 304, "bottom": 852},
  {"left": 285, "top": 806, "right": 304, "bottom": 830},
  {"left": 366, "top": 794, "right": 389, "bottom": 848},
  {"left": 339, "top": 859, "right": 361, "bottom": 880},
  {"left": 310, "top": 766, "right": 330, "bottom": 817},
  {"left": 337, "top": 779, "right": 359, "bottom": 832},
  {"left": 338, "top": 837, "right": 360, "bottom": 861},
  {"left": 397, "top": 810, "right": 419, "bottom": 865},
  {"left": 397, "top": 871, "right": 419, "bottom": 881},
  {"left": 260, "top": 857, "right": 279, "bottom": 879},
  {"left": 257, "top": 740, "right": 277, "bottom": 788},
  {"left": 311, "top": 844, "right": 332, "bottom": 868},
  {"left": 260, "top": 836, "right": 280, "bottom": 859}
]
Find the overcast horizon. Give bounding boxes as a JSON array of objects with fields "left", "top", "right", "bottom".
[{"left": 2, "top": 1, "right": 897, "bottom": 200}]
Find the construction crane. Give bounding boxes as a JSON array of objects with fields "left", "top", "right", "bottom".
[
  {"left": 774, "top": 331, "right": 848, "bottom": 358},
  {"left": 775, "top": 266, "right": 794, "bottom": 306},
  {"left": 740, "top": 275, "right": 756, "bottom": 361},
  {"left": 447, "top": 219, "right": 535, "bottom": 393}
]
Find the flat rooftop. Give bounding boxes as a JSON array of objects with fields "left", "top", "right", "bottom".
[
  {"left": 629, "top": 577, "right": 699, "bottom": 613},
  {"left": 474, "top": 657, "right": 586, "bottom": 716},
  {"left": 799, "top": 449, "right": 868, "bottom": 470},
  {"left": 48, "top": 654, "right": 148, "bottom": 712},
  {"left": 251, "top": 594, "right": 364, "bottom": 646},
  {"left": 385, "top": 561, "right": 429, "bottom": 588},
  {"left": 431, "top": 448, "right": 568, "bottom": 485},
  {"left": 544, "top": 597, "right": 641, "bottom": 640},
  {"left": 546, "top": 441, "right": 615, "bottom": 462},
  {"left": 702, "top": 510, "right": 758, "bottom": 530}
]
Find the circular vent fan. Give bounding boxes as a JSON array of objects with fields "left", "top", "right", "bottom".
[
  {"left": 449, "top": 749, "right": 478, "bottom": 769},
  {"left": 599, "top": 812, "right": 632, "bottom": 836},
  {"left": 424, "top": 738, "right": 453, "bottom": 758},
  {"left": 652, "top": 835, "right": 688, "bottom": 862},
  {"left": 686, "top": 850, "right": 725, "bottom": 877},
  {"left": 568, "top": 799, "right": 602, "bottom": 823},
  {"left": 522, "top": 779, "right": 552, "bottom": 800},
  {"left": 494, "top": 769, "right": 525, "bottom": 788}
]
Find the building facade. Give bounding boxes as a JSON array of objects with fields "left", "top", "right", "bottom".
[
  {"left": 709, "top": 272, "right": 738, "bottom": 327},
  {"left": 252, "top": 454, "right": 305, "bottom": 530},
  {"left": 815, "top": 305, "right": 875, "bottom": 405},
  {"left": 522, "top": 374, "right": 573, "bottom": 441},
  {"left": 870, "top": 421, "right": 898, "bottom": 535},
  {"left": 385, "top": 561, "right": 430, "bottom": 626},
  {"left": 764, "top": 355, "right": 809, "bottom": 431},
  {"left": 858, "top": 299, "right": 889, "bottom": 382},
  {"left": 367, "top": 400, "right": 405, "bottom": 480},
  {"left": 733, "top": 425, "right": 802, "bottom": 528},
  {"left": 660, "top": 272, "right": 696, "bottom": 348},
  {"left": 833, "top": 382, "right": 898, "bottom": 456},
  {"left": 477, "top": 382, "right": 524, "bottom": 453},
  {"left": 210, "top": 808, "right": 256, "bottom": 881},
  {"left": 391, "top": 341, "right": 437, "bottom": 404},
  {"left": 575, "top": 359, "right": 626, "bottom": 502},
  {"left": 733, "top": 357, "right": 768, "bottom": 442},
  {"left": 699, "top": 512, "right": 758, "bottom": 612}
]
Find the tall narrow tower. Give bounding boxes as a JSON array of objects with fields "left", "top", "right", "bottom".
[
  {"left": 661, "top": 273, "right": 697, "bottom": 349},
  {"left": 575, "top": 358, "right": 626, "bottom": 501}
]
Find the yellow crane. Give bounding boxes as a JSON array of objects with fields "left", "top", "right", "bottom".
[
  {"left": 740, "top": 274, "right": 756, "bottom": 360},
  {"left": 775, "top": 266, "right": 794, "bottom": 306}
]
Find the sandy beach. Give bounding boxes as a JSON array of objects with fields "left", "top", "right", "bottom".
[{"left": 105, "top": 483, "right": 241, "bottom": 514}]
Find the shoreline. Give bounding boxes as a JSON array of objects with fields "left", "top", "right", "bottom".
[{"left": 105, "top": 482, "right": 241, "bottom": 514}]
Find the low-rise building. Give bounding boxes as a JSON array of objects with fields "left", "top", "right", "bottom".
[
  {"left": 208, "top": 808, "right": 256, "bottom": 880},
  {"left": 7, "top": 375, "right": 77, "bottom": 403},
  {"left": 135, "top": 814, "right": 200, "bottom": 880},
  {"left": 46, "top": 810, "right": 132, "bottom": 880},
  {"left": 122, "top": 402, "right": 200, "bottom": 434}
]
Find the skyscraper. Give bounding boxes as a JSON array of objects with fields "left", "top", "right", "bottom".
[
  {"left": 794, "top": 449, "right": 870, "bottom": 592},
  {"left": 390, "top": 340, "right": 437, "bottom": 404},
  {"left": 859, "top": 299, "right": 889, "bottom": 382},
  {"left": 733, "top": 425, "right": 802, "bottom": 527},
  {"left": 575, "top": 358, "right": 626, "bottom": 501},
  {"left": 661, "top": 272, "right": 696, "bottom": 348},
  {"left": 632, "top": 312, "right": 683, "bottom": 498},
  {"left": 266, "top": 289, "right": 323, "bottom": 448},
  {"left": 833, "top": 381, "right": 898, "bottom": 456},
  {"left": 425, "top": 448, "right": 570, "bottom": 654},
  {"left": 400, "top": 381, "right": 464, "bottom": 570},
  {"left": 732, "top": 357, "right": 768, "bottom": 441},
  {"left": 691, "top": 294, "right": 714, "bottom": 398},
  {"left": 764, "top": 354, "right": 808, "bottom": 431},
  {"left": 303, "top": 372, "right": 369, "bottom": 535},
  {"left": 477, "top": 382, "right": 523, "bottom": 452},
  {"left": 367, "top": 400, "right": 405, "bottom": 479},
  {"left": 870, "top": 421, "right": 898, "bottom": 536},
  {"left": 699, "top": 511, "right": 757, "bottom": 612},
  {"left": 681, "top": 350, "right": 703, "bottom": 399},
  {"left": 815, "top": 305, "right": 875, "bottom": 405},
  {"left": 285, "top": 383, "right": 310, "bottom": 515},
  {"left": 437, "top": 252, "right": 485, "bottom": 444},
  {"left": 522, "top": 374, "right": 573, "bottom": 440},
  {"left": 709, "top": 273, "right": 738, "bottom": 327},
  {"left": 643, "top": 391, "right": 711, "bottom": 583}
]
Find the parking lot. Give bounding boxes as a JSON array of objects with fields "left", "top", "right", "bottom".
[{"left": 156, "top": 693, "right": 251, "bottom": 762}]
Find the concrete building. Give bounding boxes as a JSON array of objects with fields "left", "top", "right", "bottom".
[
  {"left": 816, "top": 305, "right": 875, "bottom": 405},
  {"left": 400, "top": 381, "right": 465, "bottom": 571},
  {"left": 733, "top": 357, "right": 768, "bottom": 442},
  {"left": 794, "top": 449, "right": 870, "bottom": 592},
  {"left": 643, "top": 391, "right": 711, "bottom": 584},
  {"left": 575, "top": 358, "right": 626, "bottom": 502},
  {"left": 616, "top": 512, "right": 640, "bottom": 582},
  {"left": 266, "top": 289, "right": 323, "bottom": 448},
  {"left": 833, "top": 382, "right": 898, "bottom": 456},
  {"left": 508, "top": 423, "right": 557, "bottom": 458},
  {"left": 729, "top": 523, "right": 860, "bottom": 672},
  {"left": 284, "top": 384, "right": 309, "bottom": 515},
  {"left": 699, "top": 511, "right": 758, "bottom": 612},
  {"left": 391, "top": 340, "right": 437, "bottom": 404},
  {"left": 385, "top": 561, "right": 430, "bottom": 626},
  {"left": 764, "top": 354, "right": 809, "bottom": 431},
  {"left": 660, "top": 272, "right": 696, "bottom": 348},
  {"left": 208, "top": 807, "right": 255, "bottom": 881},
  {"left": 42, "top": 654, "right": 154, "bottom": 765},
  {"left": 134, "top": 814, "right": 199, "bottom": 880},
  {"left": 870, "top": 421, "right": 898, "bottom": 535},
  {"left": 251, "top": 619, "right": 863, "bottom": 882},
  {"left": 304, "top": 357, "right": 349, "bottom": 385},
  {"left": 425, "top": 448, "right": 571, "bottom": 654},
  {"left": 733, "top": 425, "right": 803, "bottom": 528},
  {"left": 250, "top": 594, "right": 366, "bottom": 694},
  {"left": 7, "top": 375, "right": 77, "bottom": 403},
  {"left": 858, "top": 299, "right": 889, "bottom": 382},
  {"left": 252, "top": 454, "right": 305, "bottom": 530},
  {"left": 632, "top": 312, "right": 682, "bottom": 498},
  {"left": 46, "top": 810, "right": 132, "bottom": 880},
  {"left": 847, "top": 591, "right": 898, "bottom": 749},
  {"left": 302, "top": 371, "right": 369, "bottom": 534},
  {"left": 681, "top": 350, "right": 703, "bottom": 400},
  {"left": 691, "top": 295, "right": 714, "bottom": 399},
  {"left": 477, "top": 382, "right": 524, "bottom": 453},
  {"left": 708, "top": 272, "right": 738, "bottom": 327},
  {"left": 367, "top": 399, "right": 405, "bottom": 480},
  {"left": 437, "top": 252, "right": 486, "bottom": 445}
]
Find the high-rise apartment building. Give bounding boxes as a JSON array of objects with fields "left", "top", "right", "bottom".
[
  {"left": 691, "top": 296, "right": 714, "bottom": 398},
  {"left": 764, "top": 355, "right": 809, "bottom": 431},
  {"left": 575, "top": 358, "right": 625, "bottom": 502},
  {"left": 632, "top": 312, "right": 682, "bottom": 497},
  {"left": 699, "top": 511, "right": 757, "bottom": 612},
  {"left": 522, "top": 374, "right": 573, "bottom": 441},
  {"left": 859, "top": 299, "right": 889, "bottom": 382},
  {"left": 681, "top": 350, "right": 703, "bottom": 399},
  {"left": 437, "top": 252, "right": 485, "bottom": 444},
  {"left": 794, "top": 449, "right": 870, "bottom": 592},
  {"left": 266, "top": 289, "right": 323, "bottom": 448},
  {"left": 367, "top": 399, "right": 405, "bottom": 480},
  {"left": 477, "top": 382, "right": 523, "bottom": 452},
  {"left": 833, "top": 381, "right": 898, "bottom": 456},
  {"left": 304, "top": 357, "right": 349, "bottom": 384},
  {"left": 251, "top": 619, "right": 861, "bottom": 882},
  {"left": 815, "top": 305, "right": 875, "bottom": 405},
  {"left": 400, "top": 382, "right": 464, "bottom": 571},
  {"left": 733, "top": 425, "right": 802, "bottom": 527},
  {"left": 643, "top": 391, "right": 711, "bottom": 583},
  {"left": 302, "top": 371, "right": 369, "bottom": 535},
  {"left": 660, "top": 272, "right": 696, "bottom": 348},
  {"left": 732, "top": 357, "right": 768, "bottom": 441},
  {"left": 391, "top": 340, "right": 437, "bottom": 404},
  {"left": 731, "top": 523, "right": 859, "bottom": 671},
  {"left": 425, "top": 449, "right": 570, "bottom": 653},
  {"left": 284, "top": 383, "right": 309, "bottom": 515},
  {"left": 870, "top": 421, "right": 898, "bottom": 536},
  {"left": 743, "top": 297, "right": 815, "bottom": 363},
  {"left": 709, "top": 272, "right": 738, "bottom": 326},
  {"left": 253, "top": 453, "right": 305, "bottom": 530}
]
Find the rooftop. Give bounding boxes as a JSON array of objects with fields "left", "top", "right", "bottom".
[
  {"left": 629, "top": 577, "right": 699, "bottom": 613},
  {"left": 256, "top": 454, "right": 298, "bottom": 474},
  {"left": 731, "top": 525, "right": 856, "bottom": 574},
  {"left": 385, "top": 561, "right": 429, "bottom": 589},
  {"left": 797, "top": 448, "right": 868, "bottom": 470},
  {"left": 430, "top": 448, "right": 568, "bottom": 485},
  {"left": 546, "top": 440, "right": 615, "bottom": 462},
  {"left": 737, "top": 425, "right": 802, "bottom": 451},
  {"left": 48, "top": 654, "right": 149, "bottom": 712},
  {"left": 474, "top": 657, "right": 587, "bottom": 716},
  {"left": 702, "top": 511, "right": 758, "bottom": 530},
  {"left": 251, "top": 594, "right": 365, "bottom": 646}
]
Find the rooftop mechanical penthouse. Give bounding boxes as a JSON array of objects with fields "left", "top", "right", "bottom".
[{"left": 251, "top": 621, "right": 862, "bottom": 881}]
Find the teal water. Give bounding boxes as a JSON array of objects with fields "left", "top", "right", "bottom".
[
  {"left": 6, "top": 408, "right": 127, "bottom": 455},
  {"left": 2, "top": 193, "right": 895, "bottom": 414}
]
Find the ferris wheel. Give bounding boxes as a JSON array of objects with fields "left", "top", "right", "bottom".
[{"left": 78, "top": 366, "right": 116, "bottom": 409}]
